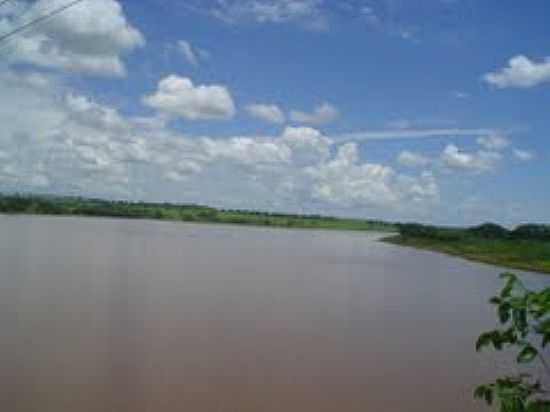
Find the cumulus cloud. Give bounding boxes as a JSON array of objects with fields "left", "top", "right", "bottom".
[
  {"left": 246, "top": 103, "right": 286, "bottom": 124},
  {"left": 142, "top": 75, "right": 236, "bottom": 120},
  {"left": 305, "top": 143, "right": 438, "bottom": 208},
  {"left": 2, "top": 0, "right": 144, "bottom": 77},
  {"left": 398, "top": 151, "right": 430, "bottom": 167},
  {"left": 200, "top": 136, "right": 291, "bottom": 166},
  {"left": 290, "top": 102, "right": 338, "bottom": 126},
  {"left": 281, "top": 126, "right": 331, "bottom": 165},
  {"left": 440, "top": 144, "right": 501, "bottom": 174},
  {"left": 484, "top": 55, "right": 550, "bottom": 88},
  {"left": 512, "top": 148, "right": 535, "bottom": 162},
  {"left": 476, "top": 133, "right": 510, "bottom": 151},
  {"left": 0, "top": 69, "right": 440, "bottom": 216}
]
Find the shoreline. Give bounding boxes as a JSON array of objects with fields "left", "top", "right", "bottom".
[
  {"left": 0, "top": 211, "right": 395, "bottom": 234},
  {"left": 3, "top": 212, "right": 549, "bottom": 275},
  {"left": 0, "top": 194, "right": 396, "bottom": 233},
  {"left": 382, "top": 235, "right": 550, "bottom": 275}
]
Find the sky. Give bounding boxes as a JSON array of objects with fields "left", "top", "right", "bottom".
[{"left": 0, "top": 0, "right": 548, "bottom": 226}]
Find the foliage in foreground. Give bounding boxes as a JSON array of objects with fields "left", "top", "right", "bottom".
[{"left": 475, "top": 273, "right": 550, "bottom": 411}]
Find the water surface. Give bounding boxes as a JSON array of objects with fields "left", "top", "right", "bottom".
[{"left": 1, "top": 216, "right": 547, "bottom": 412}]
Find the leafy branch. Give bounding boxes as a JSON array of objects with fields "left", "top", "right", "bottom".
[{"left": 475, "top": 273, "right": 550, "bottom": 412}]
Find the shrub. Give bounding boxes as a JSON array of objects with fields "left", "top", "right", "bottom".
[{"left": 475, "top": 273, "right": 550, "bottom": 411}]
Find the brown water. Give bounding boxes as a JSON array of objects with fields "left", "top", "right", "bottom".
[{"left": 1, "top": 215, "right": 548, "bottom": 412}]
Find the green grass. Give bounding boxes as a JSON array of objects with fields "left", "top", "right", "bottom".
[{"left": 384, "top": 235, "right": 550, "bottom": 274}]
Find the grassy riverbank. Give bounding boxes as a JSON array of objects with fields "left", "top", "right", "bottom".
[
  {"left": 0, "top": 194, "right": 395, "bottom": 232},
  {"left": 384, "top": 223, "right": 550, "bottom": 274},
  {"left": 4, "top": 194, "right": 550, "bottom": 273}
]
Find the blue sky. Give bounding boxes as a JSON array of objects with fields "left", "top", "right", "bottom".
[{"left": 0, "top": 0, "right": 548, "bottom": 225}]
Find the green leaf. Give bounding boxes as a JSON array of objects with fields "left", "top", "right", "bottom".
[
  {"left": 534, "top": 319, "right": 550, "bottom": 334},
  {"left": 500, "top": 272, "right": 518, "bottom": 282},
  {"left": 513, "top": 309, "right": 528, "bottom": 335},
  {"left": 491, "top": 331, "right": 504, "bottom": 350},
  {"left": 500, "top": 273, "right": 518, "bottom": 298},
  {"left": 499, "top": 303, "right": 511, "bottom": 323},
  {"left": 527, "top": 400, "right": 550, "bottom": 412},
  {"left": 502, "top": 328, "right": 518, "bottom": 345},
  {"left": 484, "top": 389, "right": 493, "bottom": 405},
  {"left": 476, "top": 332, "right": 494, "bottom": 351},
  {"left": 517, "top": 345, "right": 538, "bottom": 364},
  {"left": 474, "top": 385, "right": 494, "bottom": 406},
  {"left": 490, "top": 296, "right": 501, "bottom": 305},
  {"left": 503, "top": 399, "right": 524, "bottom": 412},
  {"left": 473, "top": 386, "right": 485, "bottom": 399},
  {"left": 510, "top": 296, "right": 527, "bottom": 309}
]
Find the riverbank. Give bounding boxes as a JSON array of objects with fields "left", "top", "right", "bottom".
[
  {"left": 0, "top": 194, "right": 395, "bottom": 232},
  {"left": 383, "top": 235, "right": 550, "bottom": 274},
  {"left": 5, "top": 194, "right": 549, "bottom": 274}
]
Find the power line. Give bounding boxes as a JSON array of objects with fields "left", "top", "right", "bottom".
[
  {"left": 0, "top": 0, "right": 86, "bottom": 45},
  {"left": 0, "top": 1, "right": 34, "bottom": 56}
]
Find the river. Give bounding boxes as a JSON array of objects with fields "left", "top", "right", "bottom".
[{"left": 1, "top": 215, "right": 547, "bottom": 411}]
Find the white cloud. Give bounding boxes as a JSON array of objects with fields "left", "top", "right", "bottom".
[
  {"left": 484, "top": 55, "right": 550, "bottom": 88},
  {"left": 3, "top": 0, "right": 144, "bottom": 77},
  {"left": 142, "top": 75, "right": 236, "bottom": 120},
  {"left": 335, "top": 128, "right": 496, "bottom": 142},
  {"left": 398, "top": 151, "right": 430, "bottom": 167},
  {"left": 0, "top": 69, "right": 441, "bottom": 217},
  {"left": 452, "top": 91, "right": 470, "bottom": 99},
  {"left": 290, "top": 102, "right": 338, "bottom": 126},
  {"left": 305, "top": 143, "right": 438, "bottom": 208},
  {"left": 246, "top": 103, "right": 286, "bottom": 124},
  {"left": 476, "top": 133, "right": 509, "bottom": 150},
  {"left": 176, "top": 40, "right": 208, "bottom": 66},
  {"left": 360, "top": 5, "right": 418, "bottom": 41},
  {"left": 177, "top": 40, "right": 199, "bottom": 66},
  {"left": 281, "top": 126, "right": 331, "bottom": 165},
  {"left": 209, "top": 0, "right": 328, "bottom": 30},
  {"left": 201, "top": 136, "right": 291, "bottom": 166},
  {"left": 440, "top": 144, "right": 502, "bottom": 174},
  {"left": 512, "top": 148, "right": 535, "bottom": 162}
]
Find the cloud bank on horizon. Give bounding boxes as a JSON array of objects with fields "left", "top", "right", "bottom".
[{"left": 0, "top": 0, "right": 548, "bottom": 225}]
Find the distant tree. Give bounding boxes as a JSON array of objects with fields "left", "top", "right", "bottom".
[
  {"left": 475, "top": 273, "right": 550, "bottom": 411},
  {"left": 469, "top": 223, "right": 510, "bottom": 239},
  {"left": 512, "top": 225, "right": 550, "bottom": 241}
]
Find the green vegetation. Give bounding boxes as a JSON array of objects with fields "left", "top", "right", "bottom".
[
  {"left": 0, "top": 193, "right": 395, "bottom": 232},
  {"left": 4, "top": 194, "right": 549, "bottom": 273},
  {"left": 475, "top": 273, "right": 550, "bottom": 411},
  {"left": 384, "top": 223, "right": 550, "bottom": 274}
]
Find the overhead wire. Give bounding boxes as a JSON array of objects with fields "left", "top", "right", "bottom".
[
  {"left": 0, "top": 0, "right": 86, "bottom": 45},
  {"left": 0, "top": 0, "right": 88, "bottom": 193}
]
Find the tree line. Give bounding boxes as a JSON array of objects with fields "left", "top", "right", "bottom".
[{"left": 397, "top": 222, "right": 550, "bottom": 242}]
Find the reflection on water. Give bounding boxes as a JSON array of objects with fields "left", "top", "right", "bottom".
[{"left": 1, "top": 216, "right": 547, "bottom": 412}]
